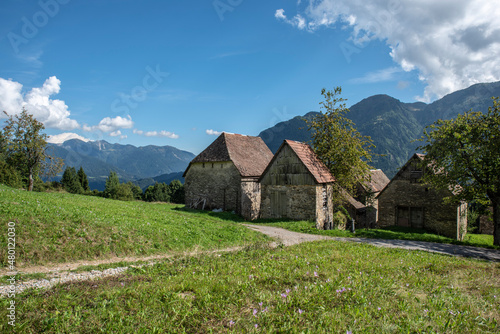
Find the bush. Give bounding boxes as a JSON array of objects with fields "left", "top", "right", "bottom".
[{"left": 0, "top": 160, "right": 22, "bottom": 188}]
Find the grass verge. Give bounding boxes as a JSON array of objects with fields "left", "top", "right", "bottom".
[
  {"left": 0, "top": 185, "right": 268, "bottom": 267},
  {"left": 3, "top": 241, "right": 499, "bottom": 333}
]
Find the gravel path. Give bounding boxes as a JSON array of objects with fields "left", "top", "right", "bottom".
[
  {"left": 0, "top": 247, "right": 241, "bottom": 297},
  {"left": 3, "top": 225, "right": 499, "bottom": 297},
  {"left": 244, "top": 224, "right": 500, "bottom": 262}
]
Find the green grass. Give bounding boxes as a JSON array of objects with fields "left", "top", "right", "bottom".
[
  {"left": 0, "top": 185, "right": 268, "bottom": 267},
  {"left": 3, "top": 241, "right": 498, "bottom": 333},
  {"left": 255, "top": 219, "right": 498, "bottom": 249}
]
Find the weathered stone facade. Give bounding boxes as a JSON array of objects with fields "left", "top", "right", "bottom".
[
  {"left": 241, "top": 179, "right": 261, "bottom": 220},
  {"left": 184, "top": 161, "right": 241, "bottom": 212},
  {"left": 260, "top": 141, "right": 334, "bottom": 229},
  {"left": 183, "top": 133, "right": 273, "bottom": 220},
  {"left": 377, "top": 154, "right": 467, "bottom": 240}
]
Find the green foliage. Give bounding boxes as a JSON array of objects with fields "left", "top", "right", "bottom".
[
  {"left": 115, "top": 183, "right": 134, "bottom": 201},
  {"left": 77, "top": 166, "right": 90, "bottom": 192},
  {"left": 331, "top": 211, "right": 347, "bottom": 230},
  {"left": 418, "top": 97, "right": 500, "bottom": 245},
  {"left": 0, "top": 160, "right": 22, "bottom": 188},
  {"left": 103, "top": 171, "right": 120, "bottom": 199},
  {"left": 6, "top": 242, "right": 499, "bottom": 333},
  {"left": 0, "top": 184, "right": 267, "bottom": 267},
  {"left": 307, "top": 87, "right": 374, "bottom": 201},
  {"left": 126, "top": 181, "right": 143, "bottom": 200},
  {"left": 61, "top": 167, "right": 84, "bottom": 194},
  {"left": 143, "top": 180, "right": 185, "bottom": 204},
  {"left": 1, "top": 109, "right": 63, "bottom": 191},
  {"left": 168, "top": 179, "right": 185, "bottom": 204}
]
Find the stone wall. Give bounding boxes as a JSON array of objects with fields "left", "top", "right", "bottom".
[
  {"left": 260, "top": 184, "right": 317, "bottom": 222},
  {"left": 241, "top": 179, "right": 261, "bottom": 220},
  {"left": 184, "top": 161, "right": 241, "bottom": 212},
  {"left": 378, "top": 178, "right": 467, "bottom": 240},
  {"left": 316, "top": 184, "right": 334, "bottom": 230}
]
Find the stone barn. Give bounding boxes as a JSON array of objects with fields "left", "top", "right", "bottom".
[
  {"left": 377, "top": 153, "right": 468, "bottom": 240},
  {"left": 183, "top": 132, "right": 273, "bottom": 220},
  {"left": 259, "top": 140, "right": 335, "bottom": 229},
  {"left": 351, "top": 169, "right": 390, "bottom": 228}
]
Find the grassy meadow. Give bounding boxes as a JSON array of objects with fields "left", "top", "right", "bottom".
[
  {"left": 0, "top": 185, "right": 499, "bottom": 332},
  {"left": 0, "top": 185, "right": 268, "bottom": 268},
  {"left": 1, "top": 241, "right": 498, "bottom": 333}
]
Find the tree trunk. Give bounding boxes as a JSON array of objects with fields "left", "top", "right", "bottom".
[
  {"left": 28, "top": 169, "right": 34, "bottom": 192},
  {"left": 493, "top": 196, "right": 500, "bottom": 246}
]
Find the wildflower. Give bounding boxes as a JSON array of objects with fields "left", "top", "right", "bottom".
[
  {"left": 249, "top": 275, "right": 253, "bottom": 279},
  {"left": 406, "top": 283, "right": 409, "bottom": 287},
  {"left": 286, "top": 289, "right": 291, "bottom": 294},
  {"left": 298, "top": 309, "right": 304, "bottom": 314},
  {"left": 326, "top": 279, "right": 331, "bottom": 283},
  {"left": 314, "top": 272, "right": 319, "bottom": 277},
  {"left": 262, "top": 307, "right": 268, "bottom": 313},
  {"left": 347, "top": 331, "right": 352, "bottom": 334},
  {"left": 378, "top": 307, "right": 381, "bottom": 311},
  {"left": 229, "top": 320, "right": 235, "bottom": 327},
  {"left": 259, "top": 302, "right": 263, "bottom": 307},
  {"left": 120, "top": 282, "right": 124, "bottom": 287},
  {"left": 255, "top": 324, "right": 258, "bottom": 328},
  {"left": 281, "top": 293, "right": 287, "bottom": 298},
  {"left": 253, "top": 309, "right": 258, "bottom": 317}
]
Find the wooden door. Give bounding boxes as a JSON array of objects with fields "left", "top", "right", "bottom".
[
  {"left": 397, "top": 206, "right": 410, "bottom": 227},
  {"left": 270, "top": 190, "right": 287, "bottom": 218},
  {"left": 410, "top": 207, "right": 424, "bottom": 229}
]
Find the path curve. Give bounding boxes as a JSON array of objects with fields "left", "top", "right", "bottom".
[{"left": 243, "top": 224, "right": 500, "bottom": 262}]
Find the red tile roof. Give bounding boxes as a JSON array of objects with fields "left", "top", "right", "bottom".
[
  {"left": 184, "top": 133, "right": 273, "bottom": 178},
  {"left": 284, "top": 140, "right": 335, "bottom": 184}
]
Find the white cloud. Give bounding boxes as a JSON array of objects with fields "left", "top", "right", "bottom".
[
  {"left": 89, "top": 115, "right": 134, "bottom": 133},
  {"left": 109, "top": 130, "right": 122, "bottom": 137},
  {"left": 275, "top": 9, "right": 308, "bottom": 30},
  {"left": 133, "top": 129, "right": 179, "bottom": 139},
  {"left": 206, "top": 129, "right": 222, "bottom": 136},
  {"left": 0, "top": 76, "right": 79, "bottom": 130},
  {"left": 349, "top": 67, "right": 402, "bottom": 84},
  {"left": 275, "top": 1, "right": 500, "bottom": 102},
  {"left": 47, "top": 133, "right": 92, "bottom": 144}
]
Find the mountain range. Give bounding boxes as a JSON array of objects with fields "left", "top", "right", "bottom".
[
  {"left": 49, "top": 81, "right": 500, "bottom": 189},
  {"left": 47, "top": 140, "right": 194, "bottom": 190},
  {"left": 258, "top": 81, "right": 500, "bottom": 177}
]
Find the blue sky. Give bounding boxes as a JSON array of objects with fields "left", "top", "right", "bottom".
[{"left": 1, "top": 0, "right": 499, "bottom": 154}]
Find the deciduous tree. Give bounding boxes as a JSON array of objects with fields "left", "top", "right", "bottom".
[
  {"left": 306, "top": 87, "right": 374, "bottom": 202},
  {"left": 2, "top": 109, "right": 63, "bottom": 191},
  {"left": 418, "top": 97, "right": 500, "bottom": 245}
]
